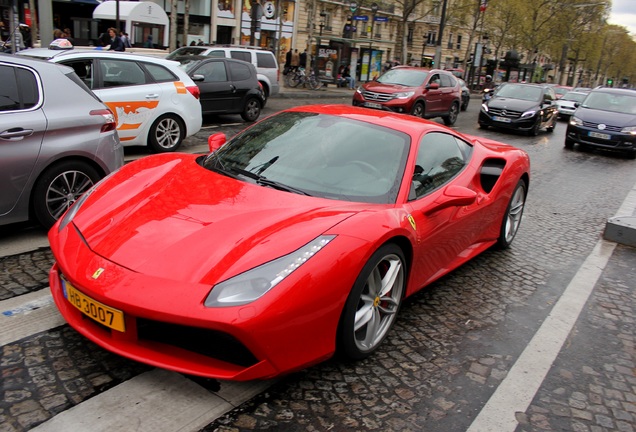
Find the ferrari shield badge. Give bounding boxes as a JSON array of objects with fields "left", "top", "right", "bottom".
[
  {"left": 407, "top": 214, "right": 416, "bottom": 230},
  {"left": 92, "top": 268, "right": 105, "bottom": 279}
]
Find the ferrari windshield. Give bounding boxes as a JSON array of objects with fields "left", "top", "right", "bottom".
[
  {"left": 376, "top": 69, "right": 429, "bottom": 87},
  {"left": 201, "top": 111, "right": 410, "bottom": 204}
]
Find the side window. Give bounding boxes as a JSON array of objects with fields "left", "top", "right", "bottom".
[
  {"left": 544, "top": 89, "right": 555, "bottom": 102},
  {"left": 60, "top": 60, "right": 93, "bottom": 89},
  {"left": 144, "top": 63, "right": 177, "bottom": 82},
  {"left": 440, "top": 74, "right": 453, "bottom": 88},
  {"left": 230, "top": 51, "right": 251, "bottom": 63},
  {"left": 99, "top": 60, "right": 147, "bottom": 88},
  {"left": 228, "top": 62, "right": 252, "bottom": 81},
  {"left": 0, "top": 64, "right": 40, "bottom": 112},
  {"left": 429, "top": 74, "right": 441, "bottom": 86},
  {"left": 0, "top": 65, "right": 20, "bottom": 111},
  {"left": 256, "top": 52, "right": 276, "bottom": 68},
  {"left": 207, "top": 50, "right": 226, "bottom": 58},
  {"left": 409, "top": 132, "right": 471, "bottom": 200},
  {"left": 197, "top": 61, "right": 228, "bottom": 82}
]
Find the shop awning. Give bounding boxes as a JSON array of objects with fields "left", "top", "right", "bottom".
[{"left": 93, "top": 1, "right": 169, "bottom": 26}]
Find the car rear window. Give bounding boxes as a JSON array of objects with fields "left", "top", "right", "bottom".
[
  {"left": 144, "top": 63, "right": 178, "bottom": 82},
  {"left": 256, "top": 52, "right": 276, "bottom": 68},
  {"left": 0, "top": 64, "right": 40, "bottom": 111},
  {"left": 230, "top": 51, "right": 251, "bottom": 63}
]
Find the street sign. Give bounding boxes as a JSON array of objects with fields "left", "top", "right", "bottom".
[
  {"left": 350, "top": 1, "right": 357, "bottom": 13},
  {"left": 263, "top": 1, "right": 275, "bottom": 19}
]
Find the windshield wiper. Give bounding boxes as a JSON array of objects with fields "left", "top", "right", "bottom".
[{"left": 228, "top": 166, "right": 311, "bottom": 196}]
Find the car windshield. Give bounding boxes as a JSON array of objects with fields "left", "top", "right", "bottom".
[
  {"left": 561, "top": 92, "right": 587, "bottom": 103},
  {"left": 201, "top": 111, "right": 410, "bottom": 204},
  {"left": 496, "top": 84, "right": 543, "bottom": 102},
  {"left": 581, "top": 92, "right": 636, "bottom": 114},
  {"left": 166, "top": 47, "right": 206, "bottom": 60},
  {"left": 376, "top": 69, "right": 429, "bottom": 87}
]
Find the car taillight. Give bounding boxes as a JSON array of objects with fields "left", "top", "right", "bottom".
[
  {"left": 90, "top": 109, "right": 116, "bottom": 133},
  {"left": 186, "top": 85, "right": 200, "bottom": 100}
]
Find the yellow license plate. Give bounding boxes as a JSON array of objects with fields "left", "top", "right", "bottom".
[{"left": 63, "top": 280, "right": 126, "bottom": 332}]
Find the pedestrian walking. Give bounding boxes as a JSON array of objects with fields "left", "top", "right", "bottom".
[{"left": 107, "top": 27, "right": 125, "bottom": 51}]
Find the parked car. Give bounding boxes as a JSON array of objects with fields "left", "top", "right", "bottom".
[
  {"left": 352, "top": 67, "right": 462, "bottom": 125},
  {"left": 18, "top": 43, "right": 202, "bottom": 153},
  {"left": 174, "top": 56, "right": 265, "bottom": 121},
  {"left": 0, "top": 53, "right": 123, "bottom": 229},
  {"left": 458, "top": 77, "right": 470, "bottom": 111},
  {"left": 565, "top": 87, "right": 636, "bottom": 159},
  {"left": 556, "top": 90, "right": 589, "bottom": 119},
  {"left": 479, "top": 82, "right": 558, "bottom": 136},
  {"left": 167, "top": 45, "right": 280, "bottom": 101},
  {"left": 48, "top": 104, "right": 530, "bottom": 380}
]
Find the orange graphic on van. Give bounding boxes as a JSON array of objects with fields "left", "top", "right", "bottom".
[{"left": 105, "top": 101, "right": 160, "bottom": 130}]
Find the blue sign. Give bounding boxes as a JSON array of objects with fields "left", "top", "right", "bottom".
[
  {"left": 353, "top": 15, "right": 368, "bottom": 21},
  {"left": 374, "top": 16, "right": 388, "bottom": 22}
]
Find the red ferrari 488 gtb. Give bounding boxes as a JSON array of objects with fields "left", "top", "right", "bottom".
[{"left": 48, "top": 105, "right": 530, "bottom": 381}]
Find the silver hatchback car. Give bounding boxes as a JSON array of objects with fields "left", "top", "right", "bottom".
[{"left": 0, "top": 54, "right": 123, "bottom": 229}]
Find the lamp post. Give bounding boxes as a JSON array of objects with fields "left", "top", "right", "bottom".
[{"left": 433, "top": 0, "right": 448, "bottom": 68}]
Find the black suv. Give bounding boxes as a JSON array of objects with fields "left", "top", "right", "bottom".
[
  {"left": 479, "top": 83, "right": 558, "bottom": 136},
  {"left": 565, "top": 87, "right": 636, "bottom": 159}
]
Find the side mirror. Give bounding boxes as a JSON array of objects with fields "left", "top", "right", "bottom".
[
  {"left": 424, "top": 185, "right": 477, "bottom": 215},
  {"left": 191, "top": 74, "right": 204, "bottom": 82},
  {"left": 427, "top": 82, "right": 440, "bottom": 90},
  {"left": 208, "top": 132, "right": 226, "bottom": 152}
]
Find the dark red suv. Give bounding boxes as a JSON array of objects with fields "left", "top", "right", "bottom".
[{"left": 352, "top": 67, "right": 462, "bottom": 125}]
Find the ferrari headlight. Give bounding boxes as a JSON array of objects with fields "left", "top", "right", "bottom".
[
  {"left": 57, "top": 183, "right": 98, "bottom": 232},
  {"left": 570, "top": 116, "right": 583, "bottom": 126},
  {"left": 205, "top": 235, "right": 336, "bottom": 307},
  {"left": 521, "top": 110, "right": 537, "bottom": 119},
  {"left": 621, "top": 126, "right": 636, "bottom": 134},
  {"left": 393, "top": 91, "right": 414, "bottom": 99}
]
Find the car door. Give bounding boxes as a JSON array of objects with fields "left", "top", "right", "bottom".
[
  {"left": 425, "top": 73, "right": 444, "bottom": 113},
  {"left": 404, "top": 132, "right": 493, "bottom": 290},
  {"left": 61, "top": 58, "right": 163, "bottom": 145},
  {"left": 542, "top": 87, "right": 558, "bottom": 126},
  {"left": 0, "top": 63, "right": 46, "bottom": 218},
  {"left": 440, "top": 74, "right": 458, "bottom": 110},
  {"left": 192, "top": 59, "right": 236, "bottom": 114},
  {"left": 226, "top": 60, "right": 256, "bottom": 109}
]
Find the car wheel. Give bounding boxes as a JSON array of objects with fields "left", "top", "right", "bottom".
[
  {"left": 32, "top": 160, "right": 101, "bottom": 229},
  {"left": 411, "top": 102, "right": 425, "bottom": 118},
  {"left": 528, "top": 118, "right": 541, "bottom": 136},
  {"left": 564, "top": 138, "right": 575, "bottom": 149},
  {"left": 240, "top": 98, "right": 262, "bottom": 122},
  {"left": 479, "top": 123, "right": 489, "bottom": 130},
  {"left": 496, "top": 179, "right": 527, "bottom": 249},
  {"left": 627, "top": 150, "right": 636, "bottom": 160},
  {"left": 443, "top": 102, "right": 459, "bottom": 126},
  {"left": 338, "top": 244, "right": 406, "bottom": 360},
  {"left": 148, "top": 114, "right": 185, "bottom": 153},
  {"left": 461, "top": 99, "right": 469, "bottom": 111}
]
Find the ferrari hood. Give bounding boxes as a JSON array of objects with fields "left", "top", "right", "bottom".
[{"left": 72, "top": 155, "right": 364, "bottom": 284}]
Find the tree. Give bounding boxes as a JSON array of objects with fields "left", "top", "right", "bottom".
[{"left": 169, "top": 0, "right": 178, "bottom": 51}]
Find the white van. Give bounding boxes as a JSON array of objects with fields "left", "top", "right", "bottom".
[{"left": 167, "top": 45, "right": 280, "bottom": 101}]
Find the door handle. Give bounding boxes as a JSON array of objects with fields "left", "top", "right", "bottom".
[
  {"left": 145, "top": 94, "right": 160, "bottom": 99},
  {"left": 0, "top": 128, "right": 34, "bottom": 140}
]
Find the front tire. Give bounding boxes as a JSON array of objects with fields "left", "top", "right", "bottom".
[
  {"left": 496, "top": 179, "right": 527, "bottom": 249},
  {"left": 32, "top": 160, "right": 101, "bottom": 229},
  {"left": 240, "top": 98, "right": 262, "bottom": 122},
  {"left": 338, "top": 244, "right": 406, "bottom": 360},
  {"left": 564, "top": 138, "right": 575, "bottom": 149},
  {"left": 528, "top": 118, "right": 541, "bottom": 136},
  {"left": 148, "top": 114, "right": 185, "bottom": 153},
  {"left": 411, "top": 102, "right": 425, "bottom": 118}
]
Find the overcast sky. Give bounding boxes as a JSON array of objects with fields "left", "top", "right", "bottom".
[{"left": 609, "top": 0, "right": 636, "bottom": 35}]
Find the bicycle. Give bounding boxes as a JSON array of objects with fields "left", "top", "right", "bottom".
[{"left": 285, "top": 67, "right": 322, "bottom": 90}]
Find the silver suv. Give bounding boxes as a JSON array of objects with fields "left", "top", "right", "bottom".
[
  {"left": 167, "top": 45, "right": 280, "bottom": 101},
  {"left": 0, "top": 53, "right": 123, "bottom": 229}
]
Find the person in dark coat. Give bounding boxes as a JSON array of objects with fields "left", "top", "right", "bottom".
[{"left": 107, "top": 27, "right": 125, "bottom": 51}]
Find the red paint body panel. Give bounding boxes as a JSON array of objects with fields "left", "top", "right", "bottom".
[{"left": 48, "top": 105, "right": 530, "bottom": 380}]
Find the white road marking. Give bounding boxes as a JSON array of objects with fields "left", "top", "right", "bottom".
[
  {"left": 468, "top": 182, "right": 636, "bottom": 432},
  {"left": 0, "top": 289, "right": 65, "bottom": 346},
  {"left": 31, "top": 368, "right": 273, "bottom": 432}
]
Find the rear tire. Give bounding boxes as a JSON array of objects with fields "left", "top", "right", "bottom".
[
  {"left": 240, "top": 98, "right": 262, "bottom": 122},
  {"left": 32, "top": 160, "right": 101, "bottom": 229},
  {"left": 443, "top": 102, "right": 459, "bottom": 126},
  {"left": 496, "top": 179, "right": 527, "bottom": 249}
]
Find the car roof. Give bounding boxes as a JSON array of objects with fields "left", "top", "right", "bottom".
[
  {"left": 592, "top": 86, "right": 636, "bottom": 96},
  {"left": 0, "top": 52, "right": 72, "bottom": 72},
  {"left": 19, "top": 48, "right": 181, "bottom": 67}
]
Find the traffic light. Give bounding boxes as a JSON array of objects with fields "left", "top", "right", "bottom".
[
  {"left": 431, "top": 59, "right": 435, "bottom": 66},
  {"left": 607, "top": 78, "right": 614, "bottom": 87}
]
